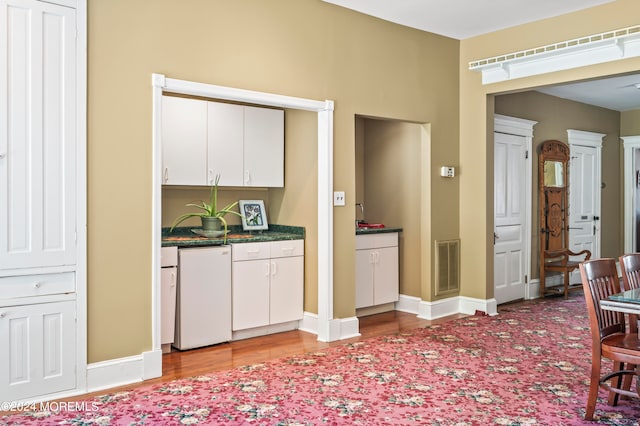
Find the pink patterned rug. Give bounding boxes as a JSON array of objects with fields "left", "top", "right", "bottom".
[{"left": 2, "top": 295, "right": 640, "bottom": 425}]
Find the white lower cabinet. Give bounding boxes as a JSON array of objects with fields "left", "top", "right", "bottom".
[
  {"left": 160, "top": 247, "right": 178, "bottom": 348},
  {"left": 0, "top": 300, "right": 76, "bottom": 401},
  {"left": 232, "top": 241, "right": 303, "bottom": 331},
  {"left": 355, "top": 233, "right": 399, "bottom": 309}
]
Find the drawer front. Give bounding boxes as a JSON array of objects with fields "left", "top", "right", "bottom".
[
  {"left": 161, "top": 246, "right": 178, "bottom": 267},
  {"left": 355, "top": 233, "right": 398, "bottom": 250},
  {"left": 270, "top": 240, "right": 304, "bottom": 258},
  {"left": 232, "top": 242, "right": 270, "bottom": 261},
  {"left": 0, "top": 272, "right": 75, "bottom": 299}
]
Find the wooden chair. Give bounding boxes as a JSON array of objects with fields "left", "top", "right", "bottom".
[
  {"left": 619, "top": 253, "right": 640, "bottom": 334},
  {"left": 580, "top": 258, "right": 640, "bottom": 420},
  {"left": 541, "top": 248, "right": 591, "bottom": 299}
]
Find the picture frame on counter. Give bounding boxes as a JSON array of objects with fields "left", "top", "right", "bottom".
[{"left": 239, "top": 200, "right": 268, "bottom": 230}]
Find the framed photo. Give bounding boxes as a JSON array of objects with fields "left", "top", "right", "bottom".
[{"left": 239, "top": 200, "right": 268, "bottom": 231}]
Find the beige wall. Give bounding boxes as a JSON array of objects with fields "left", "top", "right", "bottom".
[
  {"left": 495, "top": 91, "right": 622, "bottom": 273},
  {"left": 88, "top": 0, "right": 459, "bottom": 362},
  {"left": 358, "top": 119, "right": 425, "bottom": 298},
  {"left": 460, "top": 0, "right": 640, "bottom": 299},
  {"left": 621, "top": 110, "right": 640, "bottom": 136}
]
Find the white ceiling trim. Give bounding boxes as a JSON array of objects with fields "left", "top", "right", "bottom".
[{"left": 469, "top": 25, "right": 640, "bottom": 84}]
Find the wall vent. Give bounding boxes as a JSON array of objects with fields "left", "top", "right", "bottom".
[{"left": 435, "top": 239, "right": 460, "bottom": 296}]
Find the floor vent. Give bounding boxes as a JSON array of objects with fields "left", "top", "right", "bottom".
[{"left": 435, "top": 239, "right": 460, "bottom": 296}]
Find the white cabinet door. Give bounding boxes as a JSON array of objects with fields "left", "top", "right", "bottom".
[
  {"left": 244, "top": 106, "right": 284, "bottom": 187},
  {"left": 355, "top": 249, "right": 375, "bottom": 309},
  {"left": 270, "top": 256, "right": 303, "bottom": 324},
  {"left": 207, "top": 102, "right": 244, "bottom": 186},
  {"left": 355, "top": 234, "right": 399, "bottom": 309},
  {"left": 161, "top": 267, "right": 177, "bottom": 345},
  {"left": 374, "top": 246, "right": 399, "bottom": 305},
  {"left": 0, "top": 300, "right": 76, "bottom": 401},
  {"left": 161, "top": 96, "right": 207, "bottom": 185},
  {"left": 232, "top": 259, "right": 270, "bottom": 331},
  {"left": 0, "top": 0, "right": 76, "bottom": 271}
]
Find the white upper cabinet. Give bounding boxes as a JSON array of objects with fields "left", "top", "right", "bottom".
[
  {"left": 0, "top": 0, "right": 77, "bottom": 271},
  {"left": 207, "top": 101, "right": 244, "bottom": 186},
  {"left": 162, "top": 96, "right": 284, "bottom": 187},
  {"left": 243, "top": 105, "right": 284, "bottom": 187},
  {"left": 161, "top": 96, "right": 208, "bottom": 185}
]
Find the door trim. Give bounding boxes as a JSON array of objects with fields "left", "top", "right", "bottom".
[
  {"left": 567, "top": 129, "right": 604, "bottom": 259},
  {"left": 622, "top": 135, "right": 640, "bottom": 253},
  {"left": 494, "top": 114, "right": 536, "bottom": 300}
]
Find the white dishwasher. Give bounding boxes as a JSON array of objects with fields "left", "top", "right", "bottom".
[{"left": 174, "top": 245, "right": 232, "bottom": 350}]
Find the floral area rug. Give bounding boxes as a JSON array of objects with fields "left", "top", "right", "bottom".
[{"left": 2, "top": 295, "right": 640, "bottom": 425}]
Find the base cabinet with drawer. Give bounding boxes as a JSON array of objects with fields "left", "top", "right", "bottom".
[
  {"left": 355, "top": 233, "right": 399, "bottom": 309},
  {"left": 231, "top": 240, "right": 304, "bottom": 331}
]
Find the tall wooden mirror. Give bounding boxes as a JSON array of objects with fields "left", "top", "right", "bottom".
[{"left": 539, "top": 140, "right": 591, "bottom": 298}]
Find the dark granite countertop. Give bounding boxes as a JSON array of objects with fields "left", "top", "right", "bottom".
[
  {"left": 162, "top": 224, "right": 304, "bottom": 247},
  {"left": 356, "top": 226, "right": 403, "bottom": 235}
]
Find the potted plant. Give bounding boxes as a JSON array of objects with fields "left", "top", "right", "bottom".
[{"left": 170, "top": 175, "right": 242, "bottom": 241}]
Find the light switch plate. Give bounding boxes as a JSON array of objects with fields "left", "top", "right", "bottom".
[{"left": 333, "top": 191, "right": 345, "bottom": 206}]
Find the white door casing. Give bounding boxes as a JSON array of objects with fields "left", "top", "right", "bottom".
[
  {"left": 152, "top": 75, "right": 336, "bottom": 348},
  {"left": 493, "top": 115, "right": 535, "bottom": 303},
  {"left": 568, "top": 130, "right": 603, "bottom": 265},
  {"left": 622, "top": 136, "right": 640, "bottom": 254}
]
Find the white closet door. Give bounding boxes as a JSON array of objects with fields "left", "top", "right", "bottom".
[{"left": 0, "top": 0, "right": 76, "bottom": 270}]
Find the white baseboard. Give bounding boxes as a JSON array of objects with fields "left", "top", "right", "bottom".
[
  {"left": 396, "top": 294, "right": 421, "bottom": 314},
  {"left": 87, "top": 349, "right": 162, "bottom": 394},
  {"left": 299, "top": 311, "right": 360, "bottom": 342},
  {"left": 416, "top": 294, "right": 498, "bottom": 319},
  {"left": 459, "top": 296, "right": 498, "bottom": 316}
]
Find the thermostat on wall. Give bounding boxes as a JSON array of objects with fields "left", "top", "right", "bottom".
[{"left": 440, "top": 166, "right": 455, "bottom": 178}]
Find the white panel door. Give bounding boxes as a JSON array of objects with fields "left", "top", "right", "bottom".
[
  {"left": 243, "top": 106, "right": 284, "bottom": 187},
  {"left": 0, "top": 300, "right": 76, "bottom": 401},
  {"left": 161, "top": 96, "right": 207, "bottom": 185},
  {"left": 269, "top": 256, "right": 303, "bottom": 324},
  {"left": 0, "top": 0, "right": 76, "bottom": 270},
  {"left": 493, "top": 132, "right": 527, "bottom": 304},
  {"left": 569, "top": 144, "right": 600, "bottom": 257},
  {"left": 207, "top": 102, "right": 244, "bottom": 186}
]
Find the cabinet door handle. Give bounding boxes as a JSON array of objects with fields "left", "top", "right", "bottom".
[
  {"left": 264, "top": 262, "right": 270, "bottom": 277},
  {"left": 245, "top": 170, "right": 250, "bottom": 185},
  {"left": 281, "top": 247, "right": 294, "bottom": 255},
  {"left": 369, "top": 252, "right": 375, "bottom": 264},
  {"left": 271, "top": 261, "right": 277, "bottom": 276},
  {"left": 208, "top": 169, "right": 213, "bottom": 185},
  {"left": 375, "top": 252, "right": 380, "bottom": 264},
  {"left": 33, "top": 282, "right": 41, "bottom": 289},
  {"left": 170, "top": 271, "right": 176, "bottom": 287},
  {"left": 163, "top": 167, "right": 169, "bottom": 183}
]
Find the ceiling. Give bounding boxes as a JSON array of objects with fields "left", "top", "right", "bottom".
[{"left": 322, "top": 0, "right": 640, "bottom": 112}]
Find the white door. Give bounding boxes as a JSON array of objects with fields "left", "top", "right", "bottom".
[
  {"left": 494, "top": 132, "right": 528, "bottom": 304},
  {"left": 0, "top": 0, "right": 77, "bottom": 271},
  {"left": 569, "top": 140, "right": 601, "bottom": 262}
]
